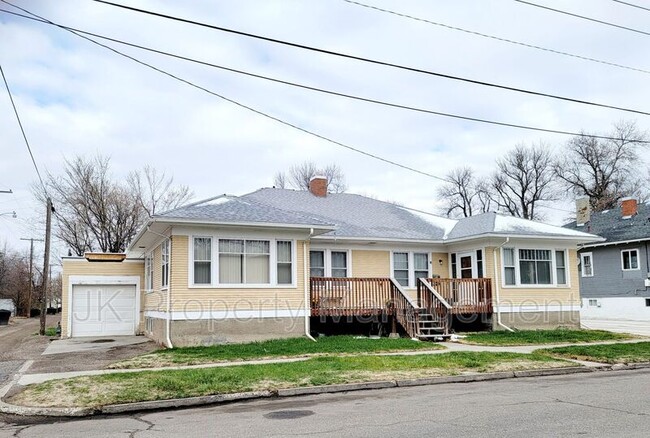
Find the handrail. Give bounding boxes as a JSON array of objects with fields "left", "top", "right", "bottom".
[
  {"left": 417, "top": 278, "right": 452, "bottom": 336},
  {"left": 389, "top": 278, "right": 422, "bottom": 339},
  {"left": 418, "top": 279, "right": 452, "bottom": 309},
  {"left": 427, "top": 278, "right": 493, "bottom": 314}
]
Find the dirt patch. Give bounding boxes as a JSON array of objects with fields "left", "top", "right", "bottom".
[{"left": 26, "top": 341, "right": 161, "bottom": 374}]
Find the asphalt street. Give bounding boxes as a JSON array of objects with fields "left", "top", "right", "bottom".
[{"left": 1, "top": 368, "right": 648, "bottom": 437}]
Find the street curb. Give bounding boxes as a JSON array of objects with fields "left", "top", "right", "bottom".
[{"left": 2, "top": 363, "right": 649, "bottom": 417}]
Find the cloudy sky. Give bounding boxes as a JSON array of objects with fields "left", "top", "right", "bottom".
[{"left": 1, "top": 0, "right": 649, "bottom": 261}]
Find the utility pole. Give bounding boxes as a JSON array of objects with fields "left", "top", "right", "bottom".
[
  {"left": 20, "top": 237, "right": 43, "bottom": 317},
  {"left": 40, "top": 197, "right": 53, "bottom": 335}
]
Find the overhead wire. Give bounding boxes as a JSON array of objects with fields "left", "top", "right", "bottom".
[
  {"left": 0, "top": 64, "right": 47, "bottom": 195},
  {"left": 514, "top": 0, "right": 650, "bottom": 37},
  {"left": 2, "top": 8, "right": 648, "bottom": 144},
  {"left": 2, "top": 1, "right": 583, "bottom": 216},
  {"left": 342, "top": 0, "right": 650, "bottom": 76},
  {"left": 89, "top": 0, "right": 650, "bottom": 117}
]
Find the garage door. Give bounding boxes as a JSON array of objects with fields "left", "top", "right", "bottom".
[{"left": 71, "top": 284, "right": 136, "bottom": 337}]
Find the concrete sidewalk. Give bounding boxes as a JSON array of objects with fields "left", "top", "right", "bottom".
[{"left": 15, "top": 338, "right": 649, "bottom": 386}]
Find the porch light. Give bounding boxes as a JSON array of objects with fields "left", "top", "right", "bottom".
[{"left": 438, "top": 259, "right": 443, "bottom": 266}]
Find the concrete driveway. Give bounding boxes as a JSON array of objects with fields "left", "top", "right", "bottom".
[{"left": 0, "top": 317, "right": 54, "bottom": 386}]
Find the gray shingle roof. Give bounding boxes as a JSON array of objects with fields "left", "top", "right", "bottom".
[
  {"left": 157, "top": 195, "right": 334, "bottom": 228},
  {"left": 244, "top": 188, "right": 455, "bottom": 240},
  {"left": 447, "top": 212, "right": 598, "bottom": 240},
  {"left": 157, "top": 188, "right": 599, "bottom": 242},
  {"left": 564, "top": 203, "right": 650, "bottom": 244}
]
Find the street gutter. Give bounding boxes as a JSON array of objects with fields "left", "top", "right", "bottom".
[{"left": 2, "top": 362, "right": 649, "bottom": 418}]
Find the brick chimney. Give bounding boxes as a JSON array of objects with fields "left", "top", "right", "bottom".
[
  {"left": 576, "top": 197, "right": 591, "bottom": 226},
  {"left": 308, "top": 175, "right": 327, "bottom": 197},
  {"left": 621, "top": 197, "right": 638, "bottom": 218}
]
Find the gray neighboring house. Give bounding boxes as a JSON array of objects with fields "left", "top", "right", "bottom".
[{"left": 564, "top": 197, "right": 650, "bottom": 335}]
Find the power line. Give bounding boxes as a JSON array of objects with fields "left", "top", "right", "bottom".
[
  {"left": 342, "top": 0, "right": 650, "bottom": 76},
  {"left": 2, "top": 2, "right": 448, "bottom": 183},
  {"left": 0, "top": 64, "right": 47, "bottom": 193},
  {"left": 2, "top": 2, "right": 590, "bottom": 217},
  {"left": 611, "top": 0, "right": 650, "bottom": 12},
  {"left": 3, "top": 8, "right": 648, "bottom": 145},
  {"left": 515, "top": 0, "right": 650, "bottom": 37},
  {"left": 90, "top": 0, "right": 650, "bottom": 117}
]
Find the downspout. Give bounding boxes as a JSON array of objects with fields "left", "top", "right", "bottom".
[
  {"left": 493, "top": 237, "right": 514, "bottom": 332},
  {"left": 304, "top": 229, "right": 317, "bottom": 341}
]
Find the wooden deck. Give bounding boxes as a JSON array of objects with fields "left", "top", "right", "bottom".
[{"left": 310, "top": 277, "right": 493, "bottom": 338}]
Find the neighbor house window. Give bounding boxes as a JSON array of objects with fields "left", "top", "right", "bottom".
[
  {"left": 519, "top": 249, "right": 552, "bottom": 285},
  {"left": 193, "top": 237, "right": 212, "bottom": 284},
  {"left": 277, "top": 241, "right": 293, "bottom": 284},
  {"left": 309, "top": 250, "right": 325, "bottom": 277},
  {"left": 503, "top": 248, "right": 516, "bottom": 285},
  {"left": 414, "top": 253, "right": 429, "bottom": 280},
  {"left": 393, "top": 252, "right": 409, "bottom": 287},
  {"left": 144, "top": 252, "right": 153, "bottom": 290},
  {"left": 219, "top": 239, "right": 270, "bottom": 284},
  {"left": 161, "top": 239, "right": 170, "bottom": 288},
  {"left": 555, "top": 250, "right": 567, "bottom": 286},
  {"left": 621, "top": 249, "right": 640, "bottom": 271},
  {"left": 331, "top": 251, "right": 348, "bottom": 278},
  {"left": 581, "top": 252, "right": 593, "bottom": 277}
]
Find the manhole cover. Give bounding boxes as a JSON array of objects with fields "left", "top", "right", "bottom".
[
  {"left": 264, "top": 410, "right": 314, "bottom": 420},
  {"left": 90, "top": 339, "right": 115, "bottom": 344}
]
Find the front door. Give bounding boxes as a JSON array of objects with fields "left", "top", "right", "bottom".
[{"left": 458, "top": 253, "right": 474, "bottom": 279}]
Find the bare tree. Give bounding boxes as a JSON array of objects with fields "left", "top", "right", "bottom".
[
  {"left": 37, "top": 154, "right": 192, "bottom": 255},
  {"left": 127, "top": 165, "right": 193, "bottom": 217},
  {"left": 275, "top": 161, "right": 347, "bottom": 193},
  {"left": 273, "top": 171, "right": 287, "bottom": 189},
  {"left": 554, "top": 121, "right": 648, "bottom": 211},
  {"left": 490, "top": 142, "right": 556, "bottom": 220},
  {"left": 437, "top": 167, "right": 491, "bottom": 218},
  {"left": 0, "top": 246, "right": 30, "bottom": 314}
]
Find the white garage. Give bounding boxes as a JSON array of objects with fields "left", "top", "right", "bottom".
[{"left": 69, "top": 278, "right": 140, "bottom": 337}]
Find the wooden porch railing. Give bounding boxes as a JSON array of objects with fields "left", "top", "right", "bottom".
[
  {"left": 417, "top": 278, "right": 452, "bottom": 335},
  {"left": 310, "top": 277, "right": 422, "bottom": 338},
  {"left": 427, "top": 278, "right": 493, "bottom": 314}
]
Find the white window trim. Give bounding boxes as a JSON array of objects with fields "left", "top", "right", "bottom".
[
  {"left": 390, "top": 251, "right": 432, "bottom": 288},
  {"left": 580, "top": 252, "right": 594, "bottom": 278},
  {"left": 621, "top": 248, "right": 641, "bottom": 271},
  {"left": 308, "top": 248, "right": 352, "bottom": 278},
  {"left": 187, "top": 235, "right": 297, "bottom": 289},
  {"left": 501, "top": 246, "right": 571, "bottom": 288},
  {"left": 190, "top": 236, "right": 214, "bottom": 286},
  {"left": 144, "top": 252, "right": 154, "bottom": 293},
  {"left": 161, "top": 239, "right": 170, "bottom": 290}
]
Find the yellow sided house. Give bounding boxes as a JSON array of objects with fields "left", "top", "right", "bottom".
[{"left": 61, "top": 177, "right": 601, "bottom": 346}]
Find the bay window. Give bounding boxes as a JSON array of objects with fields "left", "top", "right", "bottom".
[
  {"left": 519, "top": 249, "right": 552, "bottom": 285},
  {"left": 219, "top": 239, "right": 270, "bottom": 284},
  {"left": 502, "top": 247, "right": 570, "bottom": 286}
]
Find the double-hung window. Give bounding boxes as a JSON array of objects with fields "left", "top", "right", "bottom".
[
  {"left": 276, "top": 241, "right": 293, "bottom": 284},
  {"left": 503, "top": 248, "right": 516, "bottom": 285},
  {"left": 392, "top": 252, "right": 429, "bottom": 287},
  {"left": 219, "top": 239, "right": 270, "bottom": 284},
  {"left": 519, "top": 249, "right": 552, "bottom": 285},
  {"left": 144, "top": 253, "right": 153, "bottom": 291},
  {"left": 555, "top": 250, "right": 567, "bottom": 285},
  {"left": 621, "top": 249, "right": 639, "bottom": 271},
  {"left": 309, "top": 250, "right": 348, "bottom": 278},
  {"left": 193, "top": 237, "right": 212, "bottom": 285},
  {"left": 161, "top": 239, "right": 170, "bottom": 288},
  {"left": 581, "top": 252, "right": 593, "bottom": 277}
]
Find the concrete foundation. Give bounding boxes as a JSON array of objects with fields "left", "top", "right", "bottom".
[
  {"left": 493, "top": 311, "right": 580, "bottom": 330},
  {"left": 146, "top": 317, "right": 304, "bottom": 347}
]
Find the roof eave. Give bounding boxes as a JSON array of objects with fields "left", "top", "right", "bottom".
[
  {"left": 312, "top": 235, "right": 445, "bottom": 244},
  {"left": 580, "top": 236, "right": 650, "bottom": 249},
  {"left": 443, "top": 232, "right": 605, "bottom": 244},
  {"left": 153, "top": 216, "right": 336, "bottom": 234}
]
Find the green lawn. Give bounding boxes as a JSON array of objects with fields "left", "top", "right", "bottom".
[
  {"left": 13, "top": 352, "right": 571, "bottom": 408},
  {"left": 539, "top": 342, "right": 650, "bottom": 364},
  {"left": 461, "top": 329, "right": 631, "bottom": 346},
  {"left": 110, "top": 336, "right": 445, "bottom": 369}
]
